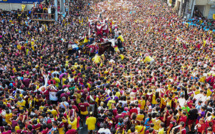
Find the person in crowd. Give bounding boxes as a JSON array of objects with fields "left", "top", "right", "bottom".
[{"left": 0, "top": 0, "right": 215, "bottom": 134}]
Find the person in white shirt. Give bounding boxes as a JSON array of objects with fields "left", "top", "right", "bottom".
[
  {"left": 98, "top": 123, "right": 111, "bottom": 134},
  {"left": 194, "top": 90, "right": 204, "bottom": 105},
  {"left": 178, "top": 94, "right": 186, "bottom": 108}
]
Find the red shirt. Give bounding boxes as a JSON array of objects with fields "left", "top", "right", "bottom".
[
  {"left": 78, "top": 103, "right": 89, "bottom": 112},
  {"left": 72, "top": 105, "right": 79, "bottom": 112},
  {"left": 187, "top": 100, "right": 193, "bottom": 108},
  {"left": 115, "top": 114, "right": 124, "bottom": 123},
  {"left": 146, "top": 93, "right": 153, "bottom": 102},
  {"left": 181, "top": 128, "right": 186, "bottom": 134},
  {"left": 66, "top": 129, "right": 77, "bottom": 134},
  {"left": 48, "top": 80, "right": 56, "bottom": 85},
  {"left": 32, "top": 124, "right": 41, "bottom": 130},
  {"left": 178, "top": 116, "right": 187, "bottom": 127},
  {"left": 41, "top": 128, "right": 48, "bottom": 134},
  {"left": 113, "top": 108, "right": 117, "bottom": 116},
  {"left": 197, "top": 123, "right": 206, "bottom": 133},
  {"left": 16, "top": 130, "right": 27, "bottom": 134},
  {"left": 145, "top": 130, "right": 156, "bottom": 134},
  {"left": 129, "top": 108, "right": 138, "bottom": 116},
  {"left": 2, "top": 130, "right": 11, "bottom": 134},
  {"left": 87, "top": 95, "right": 96, "bottom": 104}
]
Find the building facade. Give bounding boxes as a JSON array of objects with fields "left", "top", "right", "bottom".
[{"left": 171, "top": 0, "right": 215, "bottom": 19}]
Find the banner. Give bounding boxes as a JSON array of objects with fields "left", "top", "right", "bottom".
[{"left": 0, "top": 0, "right": 39, "bottom": 4}]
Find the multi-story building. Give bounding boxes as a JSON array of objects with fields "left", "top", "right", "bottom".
[{"left": 170, "top": 0, "right": 215, "bottom": 19}]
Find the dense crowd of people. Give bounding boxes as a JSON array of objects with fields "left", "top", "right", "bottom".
[{"left": 0, "top": 0, "right": 215, "bottom": 134}]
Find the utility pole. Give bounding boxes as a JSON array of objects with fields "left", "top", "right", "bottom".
[
  {"left": 184, "top": 0, "right": 189, "bottom": 19},
  {"left": 68, "top": 0, "right": 70, "bottom": 15},
  {"left": 190, "top": 0, "right": 195, "bottom": 18},
  {"left": 54, "top": 0, "right": 58, "bottom": 21},
  {"left": 179, "top": 0, "right": 183, "bottom": 16},
  {"left": 62, "top": 0, "right": 65, "bottom": 16}
]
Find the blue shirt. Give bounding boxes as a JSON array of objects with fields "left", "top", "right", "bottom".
[{"left": 60, "top": 101, "right": 69, "bottom": 109}]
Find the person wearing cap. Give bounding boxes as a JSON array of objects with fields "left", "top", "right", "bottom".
[{"left": 86, "top": 112, "right": 96, "bottom": 134}]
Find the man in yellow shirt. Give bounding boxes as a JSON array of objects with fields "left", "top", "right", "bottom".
[
  {"left": 47, "top": 106, "right": 58, "bottom": 118},
  {"left": 107, "top": 99, "right": 116, "bottom": 109},
  {"left": 135, "top": 121, "right": 146, "bottom": 134},
  {"left": 16, "top": 97, "right": 26, "bottom": 110},
  {"left": 158, "top": 122, "right": 165, "bottom": 134},
  {"left": 68, "top": 116, "right": 78, "bottom": 130},
  {"left": 86, "top": 112, "right": 96, "bottom": 134},
  {"left": 144, "top": 55, "right": 154, "bottom": 64},
  {"left": 92, "top": 54, "right": 102, "bottom": 64},
  {"left": 4, "top": 110, "right": 12, "bottom": 125},
  {"left": 53, "top": 74, "right": 60, "bottom": 87},
  {"left": 151, "top": 114, "right": 162, "bottom": 131}
]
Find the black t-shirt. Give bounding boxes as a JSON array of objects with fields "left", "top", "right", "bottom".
[{"left": 188, "top": 108, "right": 198, "bottom": 120}]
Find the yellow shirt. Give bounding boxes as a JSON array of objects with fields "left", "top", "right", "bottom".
[
  {"left": 16, "top": 100, "right": 26, "bottom": 110},
  {"left": 39, "top": 106, "right": 45, "bottom": 112},
  {"left": 152, "top": 94, "right": 157, "bottom": 105},
  {"left": 158, "top": 128, "right": 164, "bottom": 134},
  {"left": 17, "top": 44, "right": 21, "bottom": 50},
  {"left": 117, "top": 35, "right": 124, "bottom": 42},
  {"left": 136, "top": 114, "right": 144, "bottom": 122},
  {"left": 107, "top": 100, "right": 115, "bottom": 109},
  {"left": 119, "top": 54, "right": 125, "bottom": 60},
  {"left": 53, "top": 77, "right": 60, "bottom": 87},
  {"left": 48, "top": 109, "right": 58, "bottom": 118},
  {"left": 5, "top": 113, "right": 12, "bottom": 124},
  {"left": 207, "top": 89, "right": 212, "bottom": 97},
  {"left": 92, "top": 55, "right": 101, "bottom": 64},
  {"left": 62, "top": 78, "right": 67, "bottom": 86},
  {"left": 116, "top": 92, "right": 121, "bottom": 98},
  {"left": 144, "top": 56, "right": 153, "bottom": 63},
  {"left": 135, "top": 125, "right": 145, "bottom": 134},
  {"left": 199, "top": 76, "right": 206, "bottom": 83},
  {"left": 68, "top": 117, "right": 77, "bottom": 130},
  {"left": 86, "top": 117, "right": 96, "bottom": 130},
  {"left": 152, "top": 118, "right": 161, "bottom": 130},
  {"left": 139, "top": 100, "right": 145, "bottom": 110},
  {"left": 15, "top": 126, "right": 20, "bottom": 132},
  {"left": 57, "top": 119, "right": 67, "bottom": 134}
]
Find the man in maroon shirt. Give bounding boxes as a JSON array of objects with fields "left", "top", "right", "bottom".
[
  {"left": 86, "top": 92, "right": 96, "bottom": 114},
  {"left": 129, "top": 103, "right": 138, "bottom": 117},
  {"left": 66, "top": 125, "right": 77, "bottom": 134},
  {"left": 71, "top": 101, "right": 79, "bottom": 113},
  {"left": 115, "top": 109, "right": 124, "bottom": 123},
  {"left": 78, "top": 98, "right": 89, "bottom": 127},
  {"left": 178, "top": 111, "right": 187, "bottom": 127},
  {"left": 32, "top": 120, "right": 41, "bottom": 132}
]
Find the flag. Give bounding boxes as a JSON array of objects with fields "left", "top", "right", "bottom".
[{"left": 21, "top": 4, "right": 26, "bottom": 12}]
